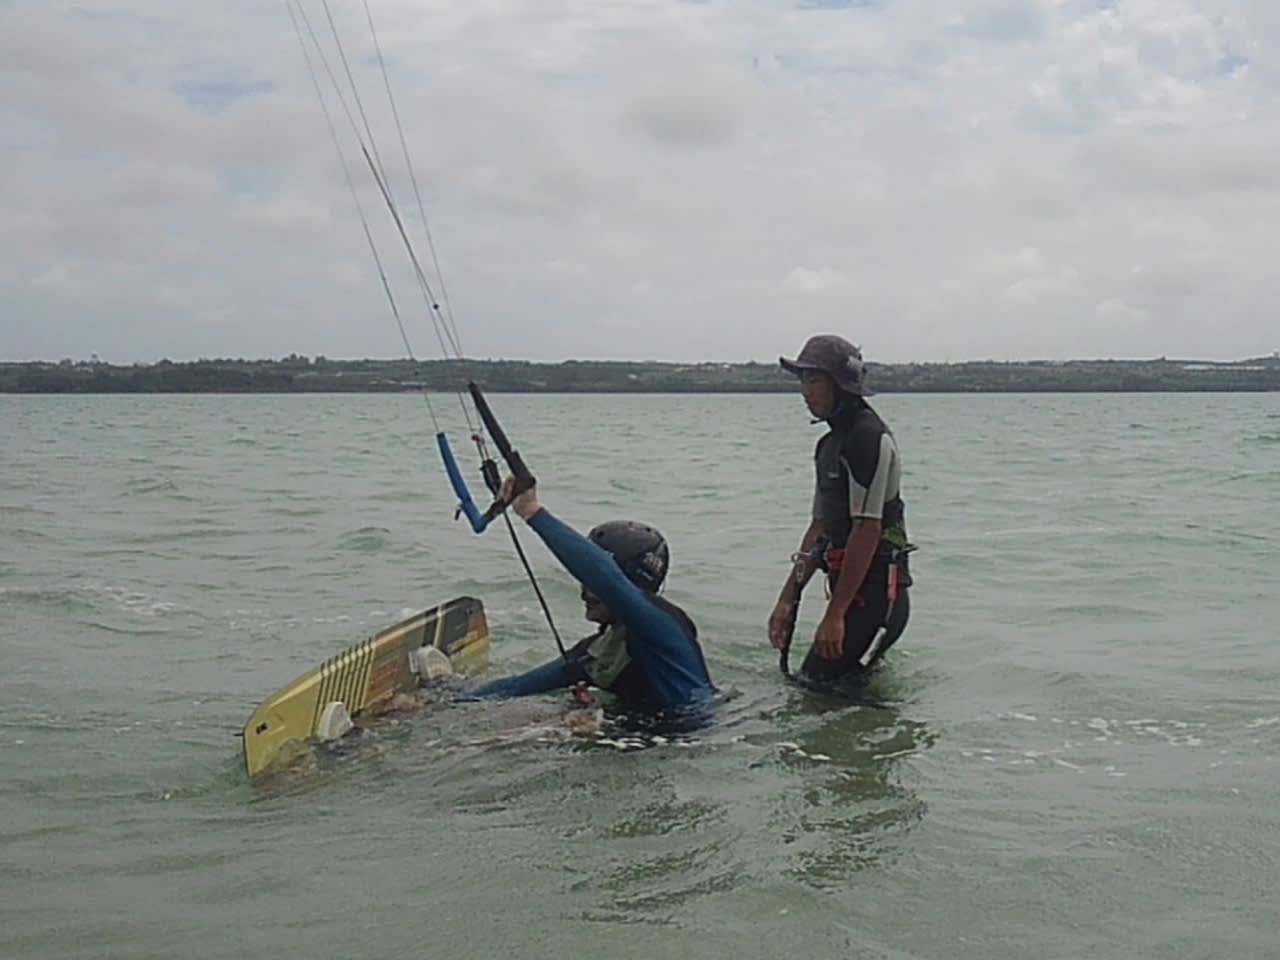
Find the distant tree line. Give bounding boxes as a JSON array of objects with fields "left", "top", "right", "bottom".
[{"left": 3, "top": 355, "right": 1279, "bottom": 394}]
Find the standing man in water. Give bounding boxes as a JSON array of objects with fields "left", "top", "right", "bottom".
[{"left": 767, "top": 335, "right": 914, "bottom": 683}]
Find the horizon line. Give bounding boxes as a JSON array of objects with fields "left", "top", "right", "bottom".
[{"left": 5, "top": 353, "right": 1280, "bottom": 367}]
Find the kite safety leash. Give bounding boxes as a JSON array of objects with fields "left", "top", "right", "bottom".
[{"left": 778, "top": 536, "right": 831, "bottom": 676}]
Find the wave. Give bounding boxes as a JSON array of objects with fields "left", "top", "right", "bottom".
[
  {"left": 125, "top": 477, "right": 181, "bottom": 495},
  {"left": 337, "top": 527, "right": 393, "bottom": 552}
]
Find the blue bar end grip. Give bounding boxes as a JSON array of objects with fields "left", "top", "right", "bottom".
[{"left": 437, "top": 432, "right": 490, "bottom": 533}]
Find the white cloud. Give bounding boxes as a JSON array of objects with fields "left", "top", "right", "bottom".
[
  {"left": 2, "top": 0, "right": 1277, "bottom": 363},
  {"left": 1096, "top": 297, "right": 1149, "bottom": 326},
  {"left": 781, "top": 266, "right": 853, "bottom": 295}
]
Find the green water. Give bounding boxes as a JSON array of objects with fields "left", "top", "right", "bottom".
[{"left": 2, "top": 392, "right": 1277, "bottom": 959}]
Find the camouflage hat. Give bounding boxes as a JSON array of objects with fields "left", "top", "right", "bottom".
[{"left": 779, "top": 334, "right": 870, "bottom": 396}]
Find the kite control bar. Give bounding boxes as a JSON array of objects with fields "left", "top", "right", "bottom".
[{"left": 436, "top": 383, "right": 536, "bottom": 533}]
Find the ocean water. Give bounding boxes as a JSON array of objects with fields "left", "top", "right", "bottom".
[{"left": 1, "top": 391, "right": 1277, "bottom": 959}]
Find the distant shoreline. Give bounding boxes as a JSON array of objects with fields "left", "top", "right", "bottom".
[{"left": 3, "top": 355, "right": 1279, "bottom": 393}]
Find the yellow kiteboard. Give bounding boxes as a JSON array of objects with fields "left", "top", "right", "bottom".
[{"left": 241, "top": 596, "right": 489, "bottom": 777}]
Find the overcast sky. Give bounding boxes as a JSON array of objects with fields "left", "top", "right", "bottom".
[{"left": 3, "top": 0, "right": 1276, "bottom": 364}]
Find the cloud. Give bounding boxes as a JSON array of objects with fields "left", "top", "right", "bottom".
[
  {"left": 781, "top": 266, "right": 854, "bottom": 295},
  {"left": 2, "top": 0, "right": 1277, "bottom": 364},
  {"left": 1096, "top": 297, "right": 1149, "bottom": 326}
]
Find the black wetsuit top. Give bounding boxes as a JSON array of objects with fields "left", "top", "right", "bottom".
[{"left": 812, "top": 397, "right": 909, "bottom": 584}]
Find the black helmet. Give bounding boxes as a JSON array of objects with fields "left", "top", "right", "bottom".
[
  {"left": 779, "top": 334, "right": 871, "bottom": 396},
  {"left": 587, "top": 520, "right": 669, "bottom": 593}
]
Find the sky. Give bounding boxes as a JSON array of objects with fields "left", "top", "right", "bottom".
[{"left": 2, "top": 0, "right": 1276, "bottom": 365}]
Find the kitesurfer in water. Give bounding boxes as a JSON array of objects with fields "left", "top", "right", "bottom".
[
  {"left": 462, "top": 477, "right": 716, "bottom": 716},
  {"left": 767, "top": 335, "right": 915, "bottom": 684}
]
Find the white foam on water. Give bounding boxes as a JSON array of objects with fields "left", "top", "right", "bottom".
[{"left": 873, "top": 747, "right": 919, "bottom": 761}]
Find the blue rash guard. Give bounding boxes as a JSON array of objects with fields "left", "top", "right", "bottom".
[{"left": 467, "top": 508, "right": 715, "bottom": 710}]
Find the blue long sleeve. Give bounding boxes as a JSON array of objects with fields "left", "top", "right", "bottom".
[
  {"left": 465, "top": 655, "right": 589, "bottom": 700},
  {"left": 527, "top": 509, "right": 714, "bottom": 708}
]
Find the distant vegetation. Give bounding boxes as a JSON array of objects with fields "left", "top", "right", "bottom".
[{"left": 3, "top": 354, "right": 1280, "bottom": 393}]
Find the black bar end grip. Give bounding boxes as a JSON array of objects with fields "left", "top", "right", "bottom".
[{"left": 506, "top": 450, "right": 535, "bottom": 491}]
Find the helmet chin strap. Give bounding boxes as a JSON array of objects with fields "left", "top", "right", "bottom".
[{"left": 582, "top": 589, "right": 613, "bottom": 624}]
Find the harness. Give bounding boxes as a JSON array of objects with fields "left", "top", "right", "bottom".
[
  {"left": 792, "top": 538, "right": 916, "bottom": 611},
  {"left": 779, "top": 539, "right": 915, "bottom": 675}
]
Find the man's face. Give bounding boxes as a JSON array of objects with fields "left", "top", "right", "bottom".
[
  {"left": 799, "top": 369, "right": 837, "bottom": 418},
  {"left": 582, "top": 586, "right": 613, "bottom": 624}
]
